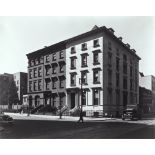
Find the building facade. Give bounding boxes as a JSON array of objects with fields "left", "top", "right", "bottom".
[
  {"left": 0, "top": 73, "right": 19, "bottom": 109},
  {"left": 26, "top": 25, "right": 140, "bottom": 116},
  {"left": 27, "top": 43, "right": 66, "bottom": 108},
  {"left": 13, "top": 72, "right": 27, "bottom": 105},
  {"left": 139, "top": 74, "right": 155, "bottom": 112},
  {"left": 139, "top": 87, "right": 152, "bottom": 113}
]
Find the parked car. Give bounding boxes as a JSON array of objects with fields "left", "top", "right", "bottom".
[
  {"left": 122, "top": 108, "right": 140, "bottom": 121},
  {"left": 0, "top": 112, "right": 14, "bottom": 124}
]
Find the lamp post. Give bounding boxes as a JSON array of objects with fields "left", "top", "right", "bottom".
[{"left": 79, "top": 76, "right": 83, "bottom": 113}]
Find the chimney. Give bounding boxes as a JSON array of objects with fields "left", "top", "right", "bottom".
[
  {"left": 92, "top": 25, "right": 99, "bottom": 30},
  {"left": 108, "top": 28, "right": 115, "bottom": 34},
  {"left": 118, "top": 37, "right": 122, "bottom": 41},
  {"left": 125, "top": 43, "right": 130, "bottom": 49},
  {"left": 131, "top": 49, "right": 136, "bottom": 53}
]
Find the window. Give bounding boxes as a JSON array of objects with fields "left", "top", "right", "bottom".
[
  {"left": 38, "top": 67, "right": 42, "bottom": 77},
  {"left": 123, "top": 62, "right": 127, "bottom": 74},
  {"left": 59, "top": 64, "right": 64, "bottom": 73},
  {"left": 60, "top": 79, "right": 64, "bottom": 88},
  {"left": 70, "top": 73, "right": 76, "bottom": 86},
  {"left": 130, "top": 66, "right": 133, "bottom": 77},
  {"left": 108, "top": 69, "right": 112, "bottom": 86},
  {"left": 29, "top": 69, "right": 32, "bottom": 79},
  {"left": 35, "top": 58, "right": 38, "bottom": 65},
  {"left": 94, "top": 39, "right": 99, "bottom": 47},
  {"left": 52, "top": 65, "right": 57, "bottom": 74},
  {"left": 71, "top": 47, "right": 76, "bottom": 54},
  {"left": 93, "top": 70, "right": 100, "bottom": 84},
  {"left": 52, "top": 53, "right": 56, "bottom": 61},
  {"left": 60, "top": 96, "right": 64, "bottom": 106},
  {"left": 93, "top": 52, "right": 99, "bottom": 65},
  {"left": 45, "top": 55, "right": 50, "bottom": 62},
  {"left": 45, "top": 66, "right": 50, "bottom": 76},
  {"left": 38, "top": 80, "right": 42, "bottom": 91},
  {"left": 34, "top": 81, "right": 37, "bottom": 91},
  {"left": 108, "top": 52, "right": 112, "bottom": 67},
  {"left": 52, "top": 79, "right": 57, "bottom": 89},
  {"left": 116, "top": 90, "right": 120, "bottom": 106},
  {"left": 123, "top": 54, "right": 127, "bottom": 62},
  {"left": 70, "top": 57, "right": 76, "bottom": 69},
  {"left": 81, "top": 54, "right": 87, "bottom": 67},
  {"left": 31, "top": 60, "right": 34, "bottom": 66},
  {"left": 45, "top": 80, "right": 50, "bottom": 90},
  {"left": 29, "top": 81, "right": 32, "bottom": 92},
  {"left": 108, "top": 41, "right": 112, "bottom": 50},
  {"left": 107, "top": 89, "right": 112, "bottom": 105},
  {"left": 116, "top": 73, "right": 119, "bottom": 87},
  {"left": 130, "top": 79, "right": 133, "bottom": 90},
  {"left": 82, "top": 91, "right": 86, "bottom": 105},
  {"left": 93, "top": 89, "right": 99, "bottom": 105},
  {"left": 34, "top": 68, "right": 37, "bottom": 78},
  {"left": 81, "top": 43, "right": 87, "bottom": 51},
  {"left": 40, "top": 56, "right": 44, "bottom": 63},
  {"left": 116, "top": 57, "right": 120, "bottom": 71},
  {"left": 116, "top": 49, "right": 119, "bottom": 56},
  {"left": 81, "top": 71, "right": 87, "bottom": 85},
  {"left": 123, "top": 77, "right": 127, "bottom": 89},
  {"left": 53, "top": 96, "right": 56, "bottom": 106},
  {"left": 135, "top": 69, "right": 138, "bottom": 91},
  {"left": 59, "top": 51, "right": 64, "bottom": 59}
]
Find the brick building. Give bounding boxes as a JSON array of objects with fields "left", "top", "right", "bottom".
[
  {"left": 26, "top": 25, "right": 140, "bottom": 116},
  {"left": 26, "top": 43, "right": 66, "bottom": 108}
]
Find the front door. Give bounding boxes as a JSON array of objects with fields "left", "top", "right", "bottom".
[{"left": 71, "top": 93, "right": 75, "bottom": 109}]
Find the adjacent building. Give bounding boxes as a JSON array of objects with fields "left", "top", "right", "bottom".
[
  {"left": 13, "top": 72, "right": 28, "bottom": 105},
  {"left": 26, "top": 43, "right": 66, "bottom": 108},
  {"left": 0, "top": 73, "right": 18, "bottom": 109},
  {"left": 26, "top": 25, "right": 141, "bottom": 116},
  {"left": 139, "top": 86, "right": 152, "bottom": 113},
  {"left": 139, "top": 73, "right": 155, "bottom": 112}
]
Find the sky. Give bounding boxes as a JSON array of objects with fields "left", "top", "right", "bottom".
[{"left": 0, "top": 16, "right": 155, "bottom": 75}]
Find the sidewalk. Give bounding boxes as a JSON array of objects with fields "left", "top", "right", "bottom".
[{"left": 4, "top": 112, "right": 113, "bottom": 122}]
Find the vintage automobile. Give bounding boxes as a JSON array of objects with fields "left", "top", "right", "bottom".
[
  {"left": 122, "top": 108, "right": 140, "bottom": 121},
  {"left": 0, "top": 112, "right": 14, "bottom": 124}
]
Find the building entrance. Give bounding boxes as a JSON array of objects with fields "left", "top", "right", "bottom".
[{"left": 71, "top": 93, "right": 75, "bottom": 109}]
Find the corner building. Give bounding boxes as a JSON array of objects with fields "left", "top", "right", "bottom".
[{"left": 27, "top": 25, "right": 140, "bottom": 116}]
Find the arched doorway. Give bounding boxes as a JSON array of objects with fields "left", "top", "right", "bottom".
[{"left": 35, "top": 96, "right": 40, "bottom": 107}]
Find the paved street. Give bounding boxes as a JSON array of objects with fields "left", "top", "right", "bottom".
[{"left": 0, "top": 113, "right": 155, "bottom": 139}]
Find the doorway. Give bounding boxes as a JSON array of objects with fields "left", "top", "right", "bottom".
[{"left": 71, "top": 93, "right": 75, "bottom": 109}]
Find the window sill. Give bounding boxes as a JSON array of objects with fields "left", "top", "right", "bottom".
[
  {"left": 93, "top": 62, "right": 100, "bottom": 65},
  {"left": 71, "top": 51, "right": 76, "bottom": 54},
  {"left": 81, "top": 48, "right": 87, "bottom": 51},
  {"left": 81, "top": 65, "right": 88, "bottom": 68},
  {"left": 70, "top": 84, "right": 76, "bottom": 87},
  {"left": 83, "top": 83, "right": 88, "bottom": 85},
  {"left": 93, "top": 82, "right": 101, "bottom": 84},
  {"left": 93, "top": 45, "right": 100, "bottom": 48}
]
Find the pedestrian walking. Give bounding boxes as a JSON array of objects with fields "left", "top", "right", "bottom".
[{"left": 77, "top": 111, "right": 84, "bottom": 123}]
